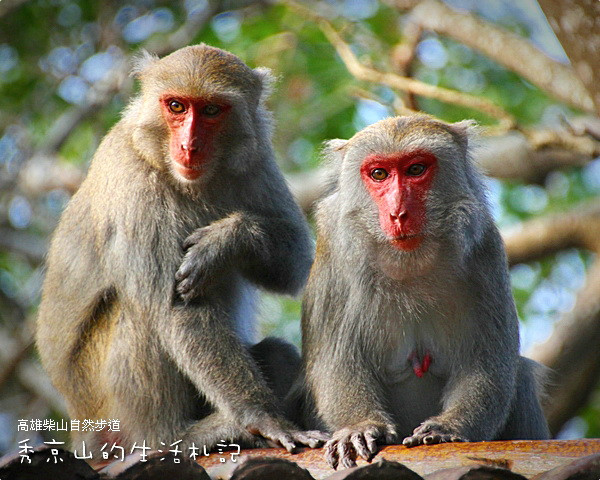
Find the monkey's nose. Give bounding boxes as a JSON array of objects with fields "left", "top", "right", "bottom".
[
  {"left": 181, "top": 143, "right": 198, "bottom": 152},
  {"left": 389, "top": 210, "right": 407, "bottom": 223}
]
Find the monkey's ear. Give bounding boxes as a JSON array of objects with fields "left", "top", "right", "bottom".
[
  {"left": 253, "top": 67, "right": 276, "bottom": 100},
  {"left": 320, "top": 139, "right": 348, "bottom": 195},
  {"left": 322, "top": 139, "right": 348, "bottom": 157},
  {"left": 321, "top": 139, "right": 348, "bottom": 171},
  {"left": 130, "top": 50, "right": 159, "bottom": 78},
  {"left": 451, "top": 119, "right": 479, "bottom": 134},
  {"left": 449, "top": 119, "right": 479, "bottom": 151}
]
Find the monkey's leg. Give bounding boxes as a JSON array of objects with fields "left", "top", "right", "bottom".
[
  {"left": 248, "top": 337, "right": 300, "bottom": 402},
  {"left": 497, "top": 357, "right": 550, "bottom": 440},
  {"left": 310, "top": 359, "right": 397, "bottom": 469},
  {"left": 247, "top": 337, "right": 328, "bottom": 449},
  {"left": 402, "top": 360, "right": 514, "bottom": 447},
  {"left": 160, "top": 303, "right": 327, "bottom": 452}
]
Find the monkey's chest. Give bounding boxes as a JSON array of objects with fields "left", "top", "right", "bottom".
[
  {"left": 383, "top": 337, "right": 448, "bottom": 434},
  {"left": 385, "top": 342, "right": 447, "bottom": 383}
]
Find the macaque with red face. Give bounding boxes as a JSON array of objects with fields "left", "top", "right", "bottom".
[
  {"left": 290, "top": 115, "right": 549, "bottom": 469},
  {"left": 359, "top": 150, "right": 437, "bottom": 252},
  {"left": 37, "top": 44, "right": 328, "bottom": 455}
]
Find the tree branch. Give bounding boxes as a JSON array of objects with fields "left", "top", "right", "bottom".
[
  {"left": 285, "top": 1, "right": 516, "bottom": 130},
  {"left": 32, "top": 0, "right": 233, "bottom": 159},
  {"left": 0, "top": 0, "right": 28, "bottom": 19},
  {"left": 385, "top": 0, "right": 595, "bottom": 113},
  {"left": 538, "top": 0, "right": 600, "bottom": 114}
]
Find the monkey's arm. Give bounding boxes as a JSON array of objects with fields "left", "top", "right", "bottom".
[
  {"left": 403, "top": 352, "right": 516, "bottom": 447},
  {"left": 313, "top": 360, "right": 398, "bottom": 469},
  {"left": 175, "top": 211, "right": 312, "bottom": 302},
  {"left": 159, "top": 301, "right": 327, "bottom": 451},
  {"left": 404, "top": 234, "right": 520, "bottom": 447},
  {"left": 302, "top": 267, "right": 397, "bottom": 469}
]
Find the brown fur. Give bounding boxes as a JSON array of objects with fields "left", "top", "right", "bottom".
[{"left": 37, "top": 44, "right": 326, "bottom": 454}]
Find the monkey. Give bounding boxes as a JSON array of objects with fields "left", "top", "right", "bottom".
[
  {"left": 291, "top": 114, "right": 550, "bottom": 469},
  {"left": 36, "top": 44, "right": 328, "bottom": 455}
]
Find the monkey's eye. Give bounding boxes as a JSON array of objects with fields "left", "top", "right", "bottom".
[
  {"left": 202, "top": 104, "right": 221, "bottom": 116},
  {"left": 371, "top": 168, "right": 389, "bottom": 181},
  {"left": 168, "top": 100, "right": 186, "bottom": 114},
  {"left": 406, "top": 164, "right": 426, "bottom": 176}
]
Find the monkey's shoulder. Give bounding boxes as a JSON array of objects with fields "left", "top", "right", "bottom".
[{"left": 85, "top": 121, "right": 156, "bottom": 186}]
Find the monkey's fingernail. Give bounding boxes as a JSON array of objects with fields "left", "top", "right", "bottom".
[
  {"left": 283, "top": 440, "right": 297, "bottom": 453},
  {"left": 405, "top": 438, "right": 418, "bottom": 448}
]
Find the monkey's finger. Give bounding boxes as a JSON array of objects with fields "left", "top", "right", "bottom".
[
  {"left": 176, "top": 279, "right": 205, "bottom": 303},
  {"left": 174, "top": 265, "right": 190, "bottom": 282},
  {"left": 176, "top": 278, "right": 192, "bottom": 294},
  {"left": 423, "top": 433, "right": 441, "bottom": 445},
  {"left": 276, "top": 433, "right": 298, "bottom": 453},
  {"left": 339, "top": 440, "right": 357, "bottom": 470},
  {"left": 325, "top": 441, "right": 340, "bottom": 470},
  {"left": 252, "top": 437, "right": 271, "bottom": 449},
  {"left": 402, "top": 435, "right": 420, "bottom": 447},
  {"left": 177, "top": 270, "right": 210, "bottom": 301},
  {"left": 292, "top": 432, "right": 323, "bottom": 449},
  {"left": 182, "top": 229, "right": 209, "bottom": 250},
  {"left": 294, "top": 430, "right": 330, "bottom": 447},
  {"left": 435, "top": 434, "right": 464, "bottom": 444},
  {"left": 351, "top": 433, "right": 372, "bottom": 462},
  {"left": 306, "top": 438, "right": 320, "bottom": 449},
  {"left": 364, "top": 431, "right": 379, "bottom": 455},
  {"left": 182, "top": 238, "right": 198, "bottom": 250},
  {"left": 307, "top": 430, "right": 331, "bottom": 442}
]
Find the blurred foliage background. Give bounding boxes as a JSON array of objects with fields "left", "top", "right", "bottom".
[{"left": 1, "top": 0, "right": 599, "bottom": 454}]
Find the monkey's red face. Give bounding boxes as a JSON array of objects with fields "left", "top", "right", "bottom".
[
  {"left": 360, "top": 150, "right": 437, "bottom": 251},
  {"left": 161, "top": 95, "right": 231, "bottom": 181}
]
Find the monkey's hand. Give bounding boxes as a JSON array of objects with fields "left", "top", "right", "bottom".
[
  {"left": 247, "top": 416, "right": 330, "bottom": 453},
  {"left": 402, "top": 419, "right": 468, "bottom": 447},
  {"left": 176, "top": 221, "right": 240, "bottom": 302},
  {"left": 325, "top": 421, "right": 397, "bottom": 470}
]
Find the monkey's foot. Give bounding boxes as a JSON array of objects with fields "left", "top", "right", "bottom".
[
  {"left": 247, "top": 417, "right": 330, "bottom": 453},
  {"left": 402, "top": 421, "right": 467, "bottom": 447},
  {"left": 325, "top": 422, "right": 397, "bottom": 470}
]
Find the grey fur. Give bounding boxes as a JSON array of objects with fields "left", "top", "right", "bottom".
[
  {"left": 293, "top": 115, "right": 549, "bottom": 469},
  {"left": 36, "top": 44, "right": 326, "bottom": 454}
]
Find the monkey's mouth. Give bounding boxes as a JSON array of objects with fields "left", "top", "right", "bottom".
[
  {"left": 390, "top": 233, "right": 420, "bottom": 240},
  {"left": 389, "top": 233, "right": 423, "bottom": 251},
  {"left": 388, "top": 233, "right": 423, "bottom": 243},
  {"left": 173, "top": 163, "right": 204, "bottom": 181}
]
